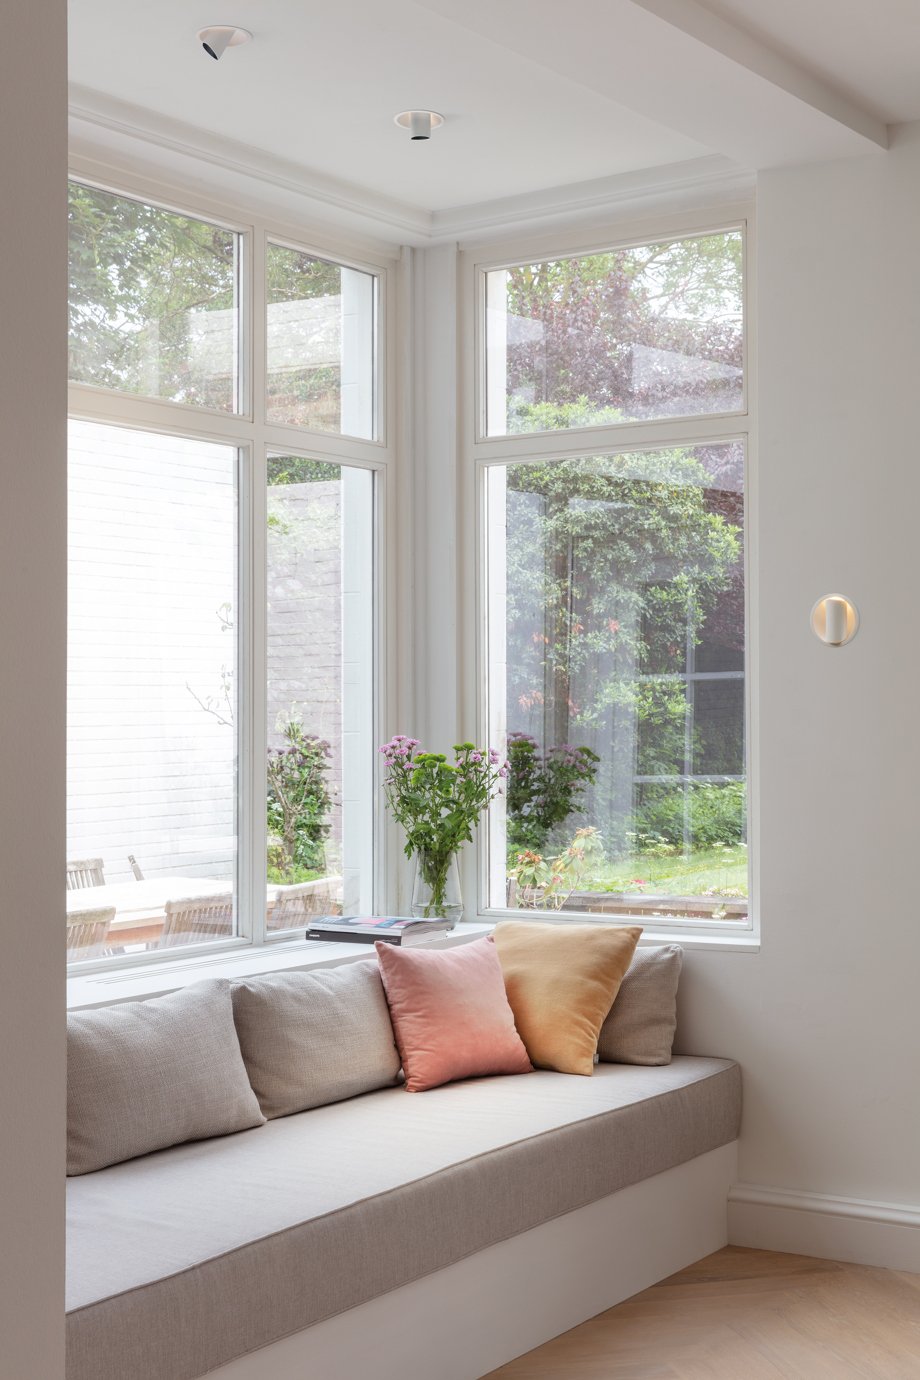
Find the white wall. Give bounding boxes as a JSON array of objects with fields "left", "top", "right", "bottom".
[
  {"left": 675, "top": 123, "right": 920, "bottom": 1239},
  {"left": 0, "top": 2, "right": 67, "bottom": 1373}
]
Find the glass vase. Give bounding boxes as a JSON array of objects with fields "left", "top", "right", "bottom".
[{"left": 411, "top": 850, "right": 463, "bottom": 928}]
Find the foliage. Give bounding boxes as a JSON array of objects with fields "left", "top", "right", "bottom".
[
  {"left": 505, "top": 447, "right": 741, "bottom": 743},
  {"left": 502, "top": 233, "right": 743, "bottom": 430},
  {"left": 68, "top": 183, "right": 343, "bottom": 414},
  {"left": 380, "top": 738, "right": 508, "bottom": 916},
  {"left": 632, "top": 781, "right": 746, "bottom": 851},
  {"left": 267, "top": 456, "right": 341, "bottom": 487},
  {"left": 266, "top": 723, "right": 334, "bottom": 879},
  {"left": 506, "top": 733, "right": 599, "bottom": 853},
  {"left": 508, "top": 827, "right": 606, "bottom": 910},
  {"left": 68, "top": 182, "right": 237, "bottom": 407},
  {"left": 266, "top": 862, "right": 325, "bottom": 886}
]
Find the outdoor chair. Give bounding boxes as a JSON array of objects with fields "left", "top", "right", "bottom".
[
  {"left": 157, "top": 893, "right": 234, "bottom": 949},
  {"left": 268, "top": 878, "right": 341, "bottom": 931},
  {"left": 66, "top": 858, "right": 105, "bottom": 890},
  {"left": 66, "top": 905, "right": 116, "bottom": 960}
]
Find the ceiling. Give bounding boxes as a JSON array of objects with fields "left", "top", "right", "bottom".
[{"left": 68, "top": 0, "right": 916, "bottom": 225}]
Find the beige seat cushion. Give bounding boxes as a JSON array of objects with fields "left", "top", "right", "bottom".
[
  {"left": 67, "top": 979, "right": 265, "bottom": 1176},
  {"left": 598, "top": 944, "right": 683, "bottom": 1065},
  {"left": 493, "top": 921, "right": 642, "bottom": 1074},
  {"left": 66, "top": 1056, "right": 741, "bottom": 1380},
  {"left": 231, "top": 961, "right": 401, "bottom": 1118}
]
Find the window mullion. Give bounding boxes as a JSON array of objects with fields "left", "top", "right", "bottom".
[{"left": 239, "top": 439, "right": 267, "bottom": 944}]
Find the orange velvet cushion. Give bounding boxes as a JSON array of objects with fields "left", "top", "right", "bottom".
[
  {"left": 493, "top": 922, "right": 642, "bottom": 1075},
  {"left": 375, "top": 937, "right": 533, "bottom": 1093}
]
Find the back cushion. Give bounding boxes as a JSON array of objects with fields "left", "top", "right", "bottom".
[
  {"left": 67, "top": 979, "right": 265, "bottom": 1175},
  {"left": 231, "top": 961, "right": 401, "bottom": 1118},
  {"left": 596, "top": 944, "right": 683, "bottom": 1066}
]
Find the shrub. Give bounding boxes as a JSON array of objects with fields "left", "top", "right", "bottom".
[
  {"left": 632, "top": 781, "right": 745, "bottom": 852},
  {"left": 506, "top": 733, "right": 599, "bottom": 854},
  {"left": 266, "top": 723, "right": 333, "bottom": 879}
]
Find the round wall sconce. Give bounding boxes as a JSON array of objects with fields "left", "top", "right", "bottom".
[{"left": 811, "top": 594, "right": 859, "bottom": 646}]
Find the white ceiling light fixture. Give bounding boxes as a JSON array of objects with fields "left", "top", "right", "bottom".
[
  {"left": 197, "top": 26, "right": 252, "bottom": 61},
  {"left": 394, "top": 110, "right": 444, "bottom": 141}
]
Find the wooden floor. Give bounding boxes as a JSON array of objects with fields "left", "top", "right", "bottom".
[{"left": 484, "top": 1246, "right": 920, "bottom": 1379}]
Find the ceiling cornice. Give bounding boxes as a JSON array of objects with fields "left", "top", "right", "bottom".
[
  {"left": 69, "top": 85, "right": 753, "bottom": 251},
  {"left": 430, "top": 156, "right": 753, "bottom": 245},
  {"left": 69, "top": 86, "right": 432, "bottom": 243}
]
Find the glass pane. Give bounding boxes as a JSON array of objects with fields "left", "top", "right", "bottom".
[
  {"left": 266, "top": 245, "right": 376, "bottom": 439},
  {"left": 487, "top": 443, "right": 747, "bottom": 922},
  {"left": 485, "top": 230, "right": 743, "bottom": 436},
  {"left": 266, "top": 456, "right": 374, "bottom": 930},
  {"left": 67, "top": 422, "right": 238, "bottom": 960},
  {"left": 68, "top": 183, "right": 240, "bottom": 411}
]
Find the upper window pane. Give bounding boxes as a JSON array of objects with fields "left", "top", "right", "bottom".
[
  {"left": 68, "top": 183, "right": 240, "bottom": 412},
  {"left": 266, "top": 244, "right": 376, "bottom": 439},
  {"left": 485, "top": 230, "right": 743, "bottom": 436}
]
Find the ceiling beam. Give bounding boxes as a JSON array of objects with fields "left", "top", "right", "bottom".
[
  {"left": 631, "top": 0, "right": 887, "bottom": 149},
  {"left": 415, "top": 0, "right": 889, "bottom": 167}
]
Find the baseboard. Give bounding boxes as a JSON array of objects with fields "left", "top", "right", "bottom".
[{"left": 729, "top": 1182, "right": 920, "bottom": 1271}]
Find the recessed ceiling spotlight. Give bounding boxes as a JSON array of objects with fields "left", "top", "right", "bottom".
[
  {"left": 394, "top": 111, "right": 444, "bottom": 141},
  {"left": 197, "top": 26, "right": 252, "bottom": 61}
]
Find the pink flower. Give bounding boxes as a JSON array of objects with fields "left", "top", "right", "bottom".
[{"left": 470, "top": 751, "right": 482, "bottom": 763}]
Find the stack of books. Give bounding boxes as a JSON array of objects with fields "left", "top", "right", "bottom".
[{"left": 305, "top": 915, "right": 455, "bottom": 946}]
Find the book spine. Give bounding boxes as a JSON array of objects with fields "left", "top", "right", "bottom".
[{"left": 305, "top": 930, "right": 403, "bottom": 945}]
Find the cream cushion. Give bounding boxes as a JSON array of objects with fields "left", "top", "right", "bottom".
[
  {"left": 66, "top": 1057, "right": 741, "bottom": 1380},
  {"left": 493, "top": 921, "right": 642, "bottom": 1075},
  {"left": 598, "top": 944, "right": 683, "bottom": 1065},
  {"left": 67, "top": 979, "right": 265, "bottom": 1176},
  {"left": 231, "top": 961, "right": 401, "bottom": 1117}
]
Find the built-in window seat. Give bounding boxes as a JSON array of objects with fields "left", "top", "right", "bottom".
[{"left": 66, "top": 1056, "right": 740, "bottom": 1380}]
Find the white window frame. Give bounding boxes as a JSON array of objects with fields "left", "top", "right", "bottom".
[
  {"left": 66, "top": 159, "right": 397, "bottom": 973},
  {"left": 458, "top": 205, "right": 758, "bottom": 941}
]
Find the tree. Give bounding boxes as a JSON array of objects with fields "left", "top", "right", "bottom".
[
  {"left": 68, "top": 182, "right": 342, "bottom": 410},
  {"left": 503, "top": 232, "right": 743, "bottom": 430},
  {"left": 504, "top": 434, "right": 743, "bottom": 856}
]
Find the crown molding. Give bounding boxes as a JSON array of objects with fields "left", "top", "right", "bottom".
[
  {"left": 69, "top": 85, "right": 753, "bottom": 251},
  {"left": 432, "top": 156, "right": 753, "bottom": 246},
  {"left": 69, "top": 86, "right": 430, "bottom": 246}
]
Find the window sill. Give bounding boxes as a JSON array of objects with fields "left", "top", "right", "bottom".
[
  {"left": 66, "top": 918, "right": 760, "bottom": 1010},
  {"left": 66, "top": 923, "right": 495, "bottom": 1010}
]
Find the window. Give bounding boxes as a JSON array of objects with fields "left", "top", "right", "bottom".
[
  {"left": 68, "top": 183, "right": 241, "bottom": 412},
  {"left": 266, "top": 244, "right": 376, "bottom": 438},
  {"left": 67, "top": 181, "right": 384, "bottom": 964},
  {"left": 485, "top": 230, "right": 743, "bottom": 436},
  {"left": 480, "top": 226, "right": 749, "bottom": 927}
]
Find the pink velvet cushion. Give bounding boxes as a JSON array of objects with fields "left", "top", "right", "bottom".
[{"left": 375, "top": 937, "right": 533, "bottom": 1092}]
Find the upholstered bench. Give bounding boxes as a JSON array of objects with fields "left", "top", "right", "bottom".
[{"left": 65, "top": 947, "right": 741, "bottom": 1380}]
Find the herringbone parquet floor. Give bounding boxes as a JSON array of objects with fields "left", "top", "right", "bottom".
[{"left": 484, "top": 1246, "right": 920, "bottom": 1379}]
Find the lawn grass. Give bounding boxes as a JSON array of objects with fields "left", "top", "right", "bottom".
[{"left": 581, "top": 844, "right": 748, "bottom": 898}]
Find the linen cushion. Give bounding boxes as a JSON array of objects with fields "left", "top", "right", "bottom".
[
  {"left": 231, "top": 961, "right": 401, "bottom": 1118},
  {"left": 597, "top": 944, "right": 683, "bottom": 1065},
  {"left": 66, "top": 1057, "right": 742, "bottom": 1380},
  {"left": 493, "top": 921, "right": 642, "bottom": 1075},
  {"left": 375, "top": 936, "right": 532, "bottom": 1092},
  {"left": 67, "top": 979, "right": 265, "bottom": 1176}
]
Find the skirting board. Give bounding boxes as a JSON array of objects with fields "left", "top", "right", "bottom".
[
  {"left": 208, "top": 1141, "right": 738, "bottom": 1380},
  {"left": 729, "top": 1183, "right": 920, "bottom": 1272}
]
